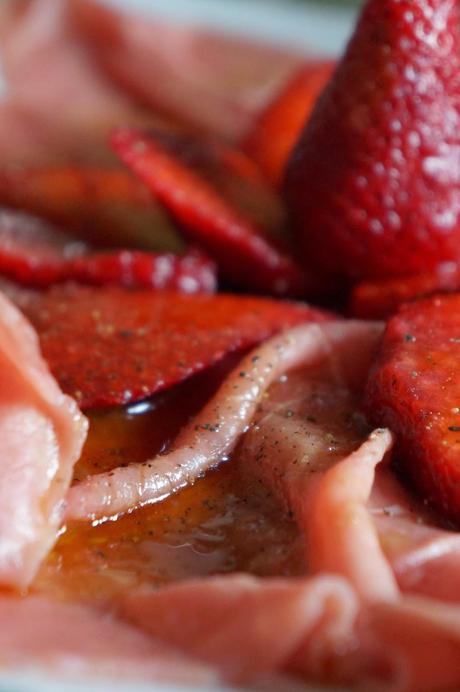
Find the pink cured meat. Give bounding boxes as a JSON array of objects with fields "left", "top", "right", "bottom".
[
  {"left": 66, "top": 321, "right": 342, "bottom": 521},
  {"left": 306, "top": 429, "right": 396, "bottom": 601},
  {"left": 0, "top": 0, "right": 150, "bottom": 166},
  {"left": 121, "top": 573, "right": 361, "bottom": 685},
  {"left": 0, "top": 595, "right": 213, "bottom": 685},
  {"left": 117, "top": 319, "right": 460, "bottom": 691},
  {"left": 370, "top": 465, "right": 460, "bottom": 604},
  {"left": 0, "top": 290, "right": 87, "bottom": 589},
  {"left": 123, "top": 574, "right": 460, "bottom": 690},
  {"left": 121, "top": 580, "right": 460, "bottom": 691},
  {"left": 365, "top": 596, "right": 460, "bottom": 692},
  {"left": 69, "top": 0, "right": 305, "bottom": 141},
  {"left": 235, "top": 320, "right": 397, "bottom": 601},
  {"left": 234, "top": 323, "right": 460, "bottom": 605}
]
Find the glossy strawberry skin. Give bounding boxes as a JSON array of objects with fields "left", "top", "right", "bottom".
[
  {"left": 111, "top": 127, "right": 312, "bottom": 298},
  {"left": 18, "top": 285, "right": 328, "bottom": 409},
  {"left": 366, "top": 294, "right": 460, "bottom": 524},
  {"left": 0, "top": 209, "right": 216, "bottom": 292},
  {"left": 350, "top": 263, "right": 460, "bottom": 319},
  {"left": 285, "top": 0, "right": 460, "bottom": 281},
  {"left": 243, "top": 62, "right": 334, "bottom": 188}
]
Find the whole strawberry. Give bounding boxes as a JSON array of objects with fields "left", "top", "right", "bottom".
[{"left": 285, "top": 0, "right": 460, "bottom": 280}]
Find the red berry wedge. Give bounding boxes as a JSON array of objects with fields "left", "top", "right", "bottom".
[
  {"left": 366, "top": 294, "right": 460, "bottom": 524},
  {"left": 111, "top": 127, "right": 312, "bottom": 298},
  {"left": 0, "top": 209, "right": 87, "bottom": 286},
  {"left": 285, "top": 0, "right": 460, "bottom": 281},
  {"left": 69, "top": 249, "right": 216, "bottom": 293},
  {"left": 351, "top": 263, "right": 460, "bottom": 319},
  {"left": 17, "top": 285, "right": 327, "bottom": 409},
  {"left": 243, "top": 62, "right": 334, "bottom": 188},
  {"left": 0, "top": 208, "right": 216, "bottom": 292}
]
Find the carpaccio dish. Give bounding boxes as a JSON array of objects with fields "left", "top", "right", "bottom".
[{"left": 2, "top": 0, "right": 460, "bottom": 691}]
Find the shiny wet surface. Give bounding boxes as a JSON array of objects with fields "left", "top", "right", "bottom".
[{"left": 34, "top": 362, "right": 304, "bottom": 603}]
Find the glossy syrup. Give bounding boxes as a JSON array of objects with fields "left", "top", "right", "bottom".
[{"left": 34, "top": 364, "right": 304, "bottom": 603}]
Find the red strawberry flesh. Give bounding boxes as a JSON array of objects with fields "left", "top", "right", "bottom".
[
  {"left": 243, "top": 62, "right": 334, "bottom": 188},
  {"left": 366, "top": 294, "right": 460, "bottom": 524},
  {"left": 17, "top": 285, "right": 327, "bottom": 409},
  {"left": 0, "top": 208, "right": 87, "bottom": 285},
  {"left": 351, "top": 263, "right": 460, "bottom": 319},
  {"left": 111, "top": 127, "right": 311, "bottom": 298},
  {"left": 0, "top": 209, "right": 216, "bottom": 292},
  {"left": 285, "top": 0, "right": 460, "bottom": 281}
]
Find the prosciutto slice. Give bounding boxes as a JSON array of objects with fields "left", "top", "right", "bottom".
[
  {"left": 121, "top": 574, "right": 460, "bottom": 691},
  {"left": 231, "top": 320, "right": 396, "bottom": 600},
  {"left": 66, "top": 321, "right": 367, "bottom": 521},
  {"left": 121, "top": 573, "right": 361, "bottom": 685},
  {"left": 370, "top": 465, "right": 460, "bottom": 604},
  {"left": 69, "top": 0, "right": 305, "bottom": 141},
  {"left": 0, "top": 594, "right": 213, "bottom": 685},
  {"left": 365, "top": 596, "right": 460, "bottom": 692},
  {"left": 238, "top": 329, "right": 460, "bottom": 604},
  {"left": 0, "top": 290, "right": 87, "bottom": 588},
  {"left": 116, "top": 318, "right": 460, "bottom": 691},
  {"left": 0, "top": 0, "right": 150, "bottom": 166}
]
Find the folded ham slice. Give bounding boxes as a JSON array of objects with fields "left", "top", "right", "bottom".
[
  {"left": 0, "top": 0, "right": 150, "bottom": 167},
  {"left": 0, "top": 290, "right": 87, "bottom": 589},
  {"left": 121, "top": 573, "right": 361, "bottom": 685},
  {"left": 365, "top": 595, "right": 460, "bottom": 692},
  {"left": 233, "top": 320, "right": 396, "bottom": 600},
  {"left": 66, "top": 321, "right": 363, "bottom": 521},
  {"left": 233, "top": 318, "right": 460, "bottom": 607},
  {"left": 69, "top": 0, "right": 304, "bottom": 141},
  {"left": 239, "top": 396, "right": 397, "bottom": 601},
  {"left": 121, "top": 573, "right": 460, "bottom": 691},
  {"left": 115, "top": 318, "right": 460, "bottom": 691},
  {"left": 371, "top": 464, "right": 460, "bottom": 604},
  {"left": 0, "top": 594, "right": 213, "bottom": 685}
]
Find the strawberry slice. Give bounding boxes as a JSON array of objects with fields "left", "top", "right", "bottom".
[
  {"left": 140, "top": 128, "right": 287, "bottom": 240},
  {"left": 243, "top": 62, "right": 334, "bottom": 187},
  {"left": 69, "top": 249, "right": 216, "bottom": 293},
  {"left": 111, "top": 127, "right": 311, "bottom": 298},
  {"left": 0, "top": 208, "right": 216, "bottom": 292},
  {"left": 16, "top": 285, "right": 328, "bottom": 409},
  {"left": 366, "top": 294, "right": 460, "bottom": 523},
  {"left": 0, "top": 209, "right": 87, "bottom": 286},
  {"left": 0, "top": 166, "right": 184, "bottom": 253},
  {"left": 351, "top": 263, "right": 460, "bottom": 319},
  {"left": 285, "top": 0, "right": 460, "bottom": 281}
]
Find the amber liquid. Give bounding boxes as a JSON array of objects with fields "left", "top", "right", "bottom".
[{"left": 34, "top": 363, "right": 304, "bottom": 604}]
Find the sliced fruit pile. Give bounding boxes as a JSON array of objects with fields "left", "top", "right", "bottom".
[
  {"left": 0, "top": 0, "right": 337, "bottom": 426},
  {"left": 110, "top": 127, "right": 312, "bottom": 297},
  {"left": 0, "top": 0, "right": 337, "bottom": 302}
]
